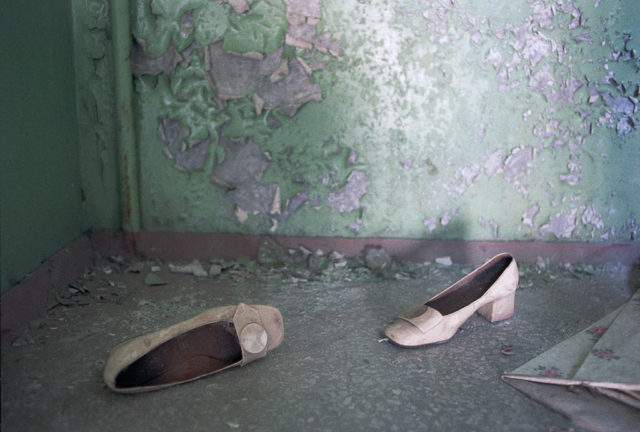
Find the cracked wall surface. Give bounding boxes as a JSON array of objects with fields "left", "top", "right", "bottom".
[
  {"left": 126, "top": 0, "right": 639, "bottom": 241},
  {"left": 73, "top": 0, "right": 120, "bottom": 232}
]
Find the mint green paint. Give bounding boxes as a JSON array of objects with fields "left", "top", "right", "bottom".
[
  {"left": 136, "top": 75, "right": 238, "bottom": 232},
  {"left": 132, "top": 0, "right": 287, "bottom": 56},
  {"left": 112, "top": 0, "right": 142, "bottom": 232},
  {"left": 72, "top": 0, "right": 120, "bottom": 232},
  {"left": 156, "top": 61, "right": 229, "bottom": 143},
  {"left": 132, "top": 0, "right": 203, "bottom": 57},
  {"left": 194, "top": 2, "right": 230, "bottom": 46},
  {"left": 132, "top": 0, "right": 639, "bottom": 241},
  {"left": 1, "top": 0, "right": 83, "bottom": 293},
  {"left": 221, "top": 0, "right": 287, "bottom": 54}
]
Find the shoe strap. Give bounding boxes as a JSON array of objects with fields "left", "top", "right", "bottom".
[
  {"left": 398, "top": 304, "right": 443, "bottom": 332},
  {"left": 233, "top": 303, "right": 269, "bottom": 365}
]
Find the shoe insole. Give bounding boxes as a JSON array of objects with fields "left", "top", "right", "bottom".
[
  {"left": 427, "top": 255, "right": 512, "bottom": 315},
  {"left": 115, "top": 322, "right": 242, "bottom": 389}
]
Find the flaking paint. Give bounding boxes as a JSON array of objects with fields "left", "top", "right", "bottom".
[{"left": 111, "top": 0, "right": 640, "bottom": 240}]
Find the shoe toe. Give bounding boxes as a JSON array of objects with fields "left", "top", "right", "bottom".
[
  {"left": 384, "top": 319, "right": 423, "bottom": 347},
  {"left": 255, "top": 305, "right": 284, "bottom": 351}
]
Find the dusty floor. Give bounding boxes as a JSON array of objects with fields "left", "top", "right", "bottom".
[{"left": 1, "top": 248, "right": 637, "bottom": 432}]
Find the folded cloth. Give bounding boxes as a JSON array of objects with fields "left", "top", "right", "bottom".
[{"left": 503, "top": 290, "right": 640, "bottom": 431}]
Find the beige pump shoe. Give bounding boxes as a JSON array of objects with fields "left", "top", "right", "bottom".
[
  {"left": 385, "top": 253, "right": 518, "bottom": 347},
  {"left": 103, "top": 303, "right": 284, "bottom": 393}
]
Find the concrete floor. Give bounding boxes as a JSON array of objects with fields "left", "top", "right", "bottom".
[{"left": 1, "top": 252, "right": 636, "bottom": 431}]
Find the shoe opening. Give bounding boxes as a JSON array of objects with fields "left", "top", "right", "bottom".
[
  {"left": 426, "top": 255, "right": 513, "bottom": 315},
  {"left": 115, "top": 322, "right": 242, "bottom": 389}
]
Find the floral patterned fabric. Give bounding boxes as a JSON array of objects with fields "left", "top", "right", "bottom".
[{"left": 504, "top": 290, "right": 640, "bottom": 391}]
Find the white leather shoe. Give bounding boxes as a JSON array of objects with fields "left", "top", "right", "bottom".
[
  {"left": 385, "top": 253, "right": 518, "bottom": 347},
  {"left": 104, "top": 303, "right": 284, "bottom": 393}
]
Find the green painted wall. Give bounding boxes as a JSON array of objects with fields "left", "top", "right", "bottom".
[
  {"left": 131, "top": 0, "right": 639, "bottom": 242},
  {"left": 72, "top": 0, "right": 121, "bottom": 233},
  {"left": 2, "top": 0, "right": 639, "bottom": 294},
  {"left": 1, "top": 1, "right": 84, "bottom": 293}
]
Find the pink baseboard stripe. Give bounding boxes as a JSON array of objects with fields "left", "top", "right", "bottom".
[{"left": 125, "top": 231, "right": 640, "bottom": 267}]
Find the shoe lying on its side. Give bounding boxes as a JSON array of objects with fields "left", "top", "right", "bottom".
[
  {"left": 385, "top": 253, "right": 518, "bottom": 347},
  {"left": 103, "top": 303, "right": 284, "bottom": 393}
]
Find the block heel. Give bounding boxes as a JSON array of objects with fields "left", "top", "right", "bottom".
[{"left": 477, "top": 292, "right": 515, "bottom": 323}]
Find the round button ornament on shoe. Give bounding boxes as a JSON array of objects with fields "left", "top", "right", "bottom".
[{"left": 240, "top": 323, "right": 268, "bottom": 354}]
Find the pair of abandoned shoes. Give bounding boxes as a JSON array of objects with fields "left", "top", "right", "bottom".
[{"left": 104, "top": 253, "right": 518, "bottom": 393}]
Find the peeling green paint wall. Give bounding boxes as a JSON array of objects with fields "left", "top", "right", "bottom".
[
  {"left": 1, "top": 0, "right": 638, "bottom": 294},
  {"left": 1, "top": 0, "right": 84, "bottom": 293},
  {"left": 131, "top": 0, "right": 640, "bottom": 242}
]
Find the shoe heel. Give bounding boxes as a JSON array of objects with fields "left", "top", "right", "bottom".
[{"left": 477, "top": 293, "right": 515, "bottom": 323}]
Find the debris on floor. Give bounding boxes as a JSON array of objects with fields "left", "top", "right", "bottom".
[
  {"left": 169, "top": 259, "right": 208, "bottom": 277},
  {"left": 144, "top": 273, "right": 167, "bottom": 286},
  {"left": 2, "top": 243, "right": 637, "bottom": 432},
  {"left": 435, "top": 256, "right": 453, "bottom": 266},
  {"left": 126, "top": 261, "right": 145, "bottom": 273},
  {"left": 501, "top": 344, "right": 515, "bottom": 356},
  {"left": 364, "top": 246, "right": 392, "bottom": 276}
]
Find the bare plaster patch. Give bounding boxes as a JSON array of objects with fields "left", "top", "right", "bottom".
[
  {"left": 484, "top": 150, "right": 504, "bottom": 178},
  {"left": 255, "top": 58, "right": 322, "bottom": 116},
  {"left": 132, "top": 41, "right": 180, "bottom": 77},
  {"left": 207, "top": 42, "right": 283, "bottom": 98},
  {"left": 281, "top": 190, "right": 309, "bottom": 221},
  {"left": 582, "top": 205, "right": 605, "bottom": 231},
  {"left": 160, "top": 118, "right": 210, "bottom": 172},
  {"left": 212, "top": 134, "right": 279, "bottom": 215},
  {"left": 440, "top": 208, "right": 459, "bottom": 226},
  {"left": 522, "top": 205, "right": 540, "bottom": 227},
  {"left": 327, "top": 171, "right": 370, "bottom": 213},
  {"left": 559, "top": 160, "right": 582, "bottom": 186},
  {"left": 423, "top": 217, "right": 437, "bottom": 232},
  {"left": 531, "top": 1, "right": 554, "bottom": 30},
  {"left": 540, "top": 209, "right": 578, "bottom": 238},
  {"left": 224, "top": 0, "right": 250, "bottom": 14},
  {"left": 285, "top": 0, "right": 321, "bottom": 19},
  {"left": 455, "top": 164, "right": 481, "bottom": 195},
  {"left": 504, "top": 147, "right": 534, "bottom": 181}
]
